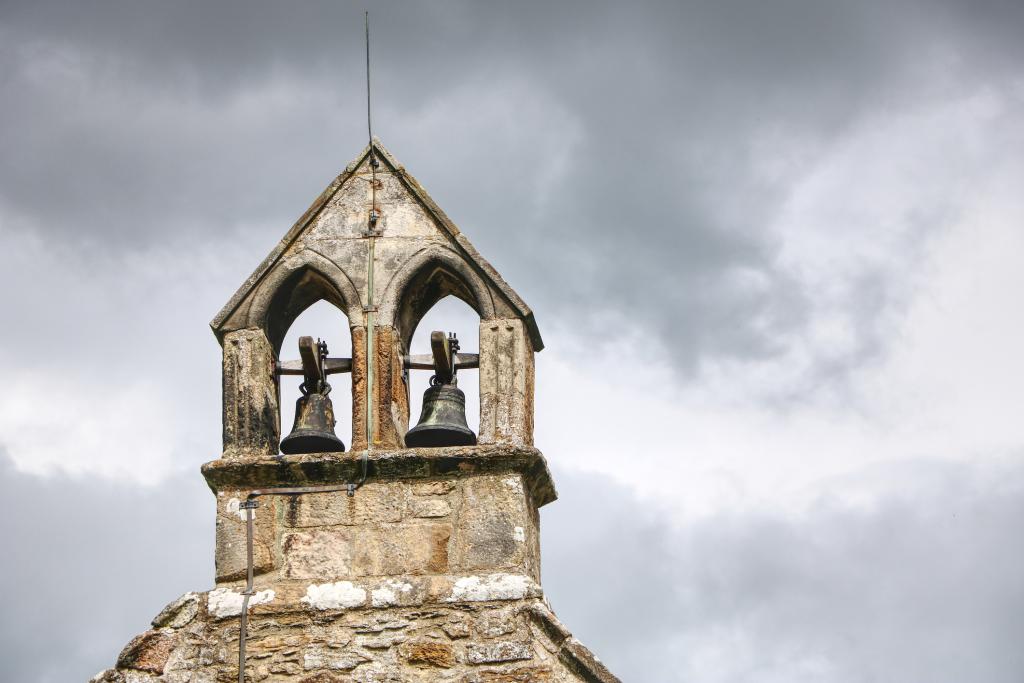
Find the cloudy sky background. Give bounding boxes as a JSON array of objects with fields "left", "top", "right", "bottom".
[{"left": 2, "top": 1, "right": 1023, "bottom": 681}]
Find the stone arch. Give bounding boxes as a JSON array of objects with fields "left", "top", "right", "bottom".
[
  {"left": 247, "top": 250, "right": 363, "bottom": 355},
  {"left": 379, "top": 246, "right": 496, "bottom": 350}
]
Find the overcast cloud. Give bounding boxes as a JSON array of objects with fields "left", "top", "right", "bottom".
[{"left": 1, "top": 1, "right": 1023, "bottom": 681}]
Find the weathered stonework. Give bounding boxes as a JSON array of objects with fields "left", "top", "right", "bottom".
[
  {"left": 96, "top": 450, "right": 616, "bottom": 682},
  {"left": 97, "top": 141, "right": 618, "bottom": 682},
  {"left": 222, "top": 328, "right": 279, "bottom": 457},
  {"left": 207, "top": 448, "right": 547, "bottom": 585},
  {"left": 95, "top": 591, "right": 616, "bottom": 683},
  {"left": 211, "top": 141, "right": 541, "bottom": 455}
]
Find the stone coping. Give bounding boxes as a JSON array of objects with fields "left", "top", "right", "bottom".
[
  {"left": 204, "top": 572, "right": 545, "bottom": 620},
  {"left": 524, "top": 603, "right": 623, "bottom": 683},
  {"left": 202, "top": 445, "right": 557, "bottom": 507}
]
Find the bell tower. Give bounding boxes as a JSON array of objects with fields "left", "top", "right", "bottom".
[{"left": 95, "top": 140, "right": 620, "bottom": 683}]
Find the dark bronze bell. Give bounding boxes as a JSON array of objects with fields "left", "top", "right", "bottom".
[
  {"left": 280, "top": 390, "right": 346, "bottom": 454},
  {"left": 405, "top": 381, "right": 477, "bottom": 447}
]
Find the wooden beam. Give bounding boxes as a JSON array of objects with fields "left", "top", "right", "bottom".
[
  {"left": 404, "top": 353, "right": 478, "bottom": 371},
  {"left": 277, "top": 358, "right": 353, "bottom": 375}
]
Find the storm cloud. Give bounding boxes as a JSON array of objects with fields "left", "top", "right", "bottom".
[{"left": 2, "top": 1, "right": 1023, "bottom": 681}]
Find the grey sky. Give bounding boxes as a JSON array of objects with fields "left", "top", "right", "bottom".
[{"left": 1, "top": 1, "right": 1023, "bottom": 681}]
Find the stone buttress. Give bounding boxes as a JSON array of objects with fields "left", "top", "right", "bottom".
[{"left": 95, "top": 140, "right": 620, "bottom": 683}]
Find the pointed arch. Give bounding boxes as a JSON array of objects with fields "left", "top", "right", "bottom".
[
  {"left": 247, "top": 250, "right": 363, "bottom": 354},
  {"left": 379, "top": 246, "right": 496, "bottom": 348}
]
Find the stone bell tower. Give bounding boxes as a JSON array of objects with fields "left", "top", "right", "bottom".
[{"left": 95, "top": 140, "right": 619, "bottom": 682}]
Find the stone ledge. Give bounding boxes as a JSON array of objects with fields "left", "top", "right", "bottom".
[
  {"left": 202, "top": 445, "right": 557, "bottom": 507},
  {"left": 201, "top": 572, "right": 545, "bottom": 620}
]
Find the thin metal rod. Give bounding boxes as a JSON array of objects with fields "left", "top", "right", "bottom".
[
  {"left": 365, "top": 11, "right": 372, "bottom": 150},
  {"left": 238, "top": 504, "right": 255, "bottom": 683},
  {"left": 239, "top": 13, "right": 379, "bottom": 683},
  {"left": 364, "top": 10, "right": 378, "bottom": 450}
]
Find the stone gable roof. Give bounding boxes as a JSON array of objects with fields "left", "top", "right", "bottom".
[{"left": 210, "top": 138, "right": 543, "bottom": 350}]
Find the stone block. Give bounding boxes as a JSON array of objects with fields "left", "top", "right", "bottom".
[
  {"left": 303, "top": 645, "right": 371, "bottom": 671},
  {"left": 475, "top": 609, "right": 516, "bottom": 637},
  {"left": 360, "top": 523, "right": 451, "bottom": 576},
  {"left": 400, "top": 639, "right": 455, "bottom": 668},
  {"left": 300, "top": 581, "right": 367, "bottom": 610},
  {"left": 445, "top": 574, "right": 541, "bottom": 603},
  {"left": 409, "top": 497, "right": 451, "bottom": 518},
  {"left": 286, "top": 483, "right": 405, "bottom": 527},
  {"left": 370, "top": 578, "right": 426, "bottom": 608},
  {"left": 283, "top": 529, "right": 355, "bottom": 579},
  {"left": 478, "top": 319, "right": 534, "bottom": 447},
  {"left": 356, "top": 630, "right": 408, "bottom": 649},
  {"left": 412, "top": 481, "right": 455, "bottom": 496},
  {"left": 298, "top": 674, "right": 346, "bottom": 683},
  {"left": 116, "top": 630, "right": 176, "bottom": 674},
  {"left": 466, "top": 640, "right": 533, "bottom": 664},
  {"left": 442, "top": 615, "right": 471, "bottom": 639},
  {"left": 470, "top": 667, "right": 552, "bottom": 682},
  {"left": 452, "top": 475, "right": 530, "bottom": 572},
  {"left": 221, "top": 328, "right": 278, "bottom": 457},
  {"left": 215, "top": 494, "right": 276, "bottom": 582},
  {"left": 151, "top": 593, "right": 200, "bottom": 629}
]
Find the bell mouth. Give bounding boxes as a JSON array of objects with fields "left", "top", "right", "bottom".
[
  {"left": 404, "top": 425, "right": 477, "bottom": 448},
  {"left": 280, "top": 432, "right": 346, "bottom": 455}
]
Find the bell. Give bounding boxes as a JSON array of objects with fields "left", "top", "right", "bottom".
[
  {"left": 280, "top": 391, "right": 346, "bottom": 454},
  {"left": 405, "top": 382, "right": 477, "bottom": 447}
]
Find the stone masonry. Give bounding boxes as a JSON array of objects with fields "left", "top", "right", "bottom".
[{"left": 94, "top": 140, "right": 619, "bottom": 682}]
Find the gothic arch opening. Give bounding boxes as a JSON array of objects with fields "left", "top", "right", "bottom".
[
  {"left": 261, "top": 264, "right": 358, "bottom": 356},
  {"left": 406, "top": 296, "right": 480, "bottom": 438},
  {"left": 388, "top": 251, "right": 493, "bottom": 350},
  {"left": 278, "top": 300, "right": 353, "bottom": 453}
]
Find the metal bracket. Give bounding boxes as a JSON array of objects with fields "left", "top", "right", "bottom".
[
  {"left": 405, "top": 332, "right": 477, "bottom": 376},
  {"left": 276, "top": 336, "right": 352, "bottom": 378},
  {"left": 405, "top": 352, "right": 479, "bottom": 371},
  {"left": 239, "top": 500, "right": 259, "bottom": 510},
  {"left": 277, "top": 357, "right": 352, "bottom": 376}
]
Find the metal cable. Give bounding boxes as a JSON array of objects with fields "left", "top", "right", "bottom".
[
  {"left": 238, "top": 13, "right": 378, "bottom": 681},
  {"left": 365, "top": 11, "right": 372, "bottom": 152},
  {"left": 362, "top": 12, "right": 375, "bottom": 482}
]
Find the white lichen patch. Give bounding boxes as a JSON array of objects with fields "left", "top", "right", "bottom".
[
  {"left": 225, "top": 497, "right": 253, "bottom": 521},
  {"left": 301, "top": 581, "right": 367, "bottom": 611},
  {"left": 371, "top": 579, "right": 414, "bottom": 607},
  {"left": 503, "top": 476, "right": 524, "bottom": 494},
  {"left": 513, "top": 526, "right": 526, "bottom": 542},
  {"left": 446, "top": 574, "right": 537, "bottom": 602},
  {"left": 207, "top": 588, "right": 275, "bottom": 618}
]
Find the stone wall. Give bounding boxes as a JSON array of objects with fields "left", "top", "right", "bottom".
[
  {"left": 213, "top": 473, "right": 541, "bottom": 586},
  {"left": 206, "top": 447, "right": 549, "bottom": 587},
  {"left": 95, "top": 590, "right": 617, "bottom": 682},
  {"left": 94, "top": 447, "right": 617, "bottom": 682}
]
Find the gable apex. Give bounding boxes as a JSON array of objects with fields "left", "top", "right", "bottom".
[{"left": 210, "top": 138, "right": 541, "bottom": 351}]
